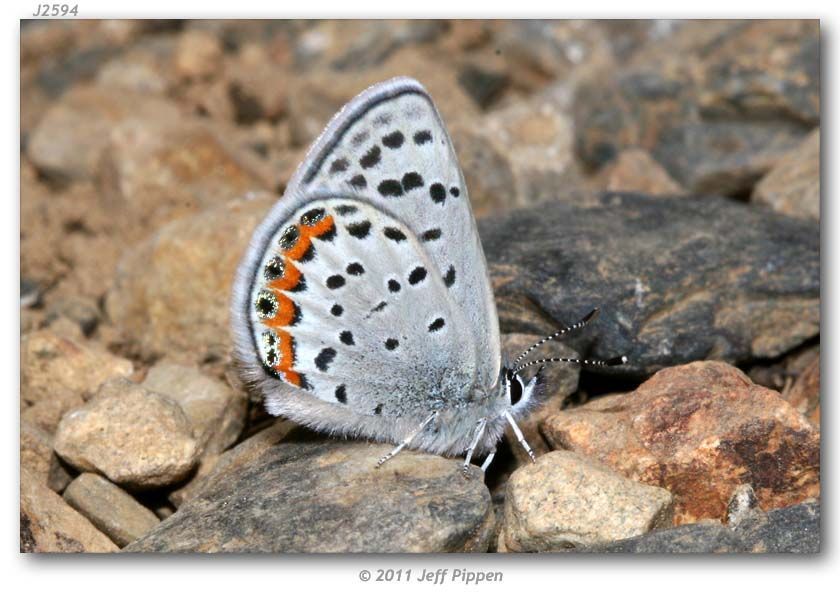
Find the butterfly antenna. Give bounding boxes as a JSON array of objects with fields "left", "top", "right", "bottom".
[
  {"left": 512, "top": 354, "right": 627, "bottom": 376},
  {"left": 512, "top": 308, "right": 600, "bottom": 368}
]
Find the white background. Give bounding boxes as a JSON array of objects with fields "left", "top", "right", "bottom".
[{"left": 2, "top": 1, "right": 833, "bottom": 598}]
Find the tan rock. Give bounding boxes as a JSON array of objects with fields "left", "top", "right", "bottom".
[
  {"left": 753, "top": 129, "right": 819, "bottom": 220},
  {"left": 54, "top": 378, "right": 199, "bottom": 488},
  {"left": 105, "top": 194, "right": 275, "bottom": 360},
  {"left": 542, "top": 361, "right": 820, "bottom": 524},
  {"left": 63, "top": 473, "right": 160, "bottom": 547},
  {"left": 96, "top": 116, "right": 270, "bottom": 242},
  {"left": 27, "top": 85, "right": 181, "bottom": 181},
  {"left": 599, "top": 149, "right": 685, "bottom": 196},
  {"left": 174, "top": 29, "right": 223, "bottom": 80},
  {"left": 20, "top": 468, "right": 118, "bottom": 553},
  {"left": 20, "top": 331, "right": 133, "bottom": 430},
  {"left": 500, "top": 451, "right": 674, "bottom": 552},
  {"left": 20, "top": 421, "right": 54, "bottom": 483},
  {"left": 143, "top": 362, "right": 247, "bottom": 455}
]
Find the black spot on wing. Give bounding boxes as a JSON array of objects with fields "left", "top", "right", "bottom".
[
  {"left": 326, "top": 275, "right": 346, "bottom": 289},
  {"left": 408, "top": 266, "right": 427, "bottom": 285},
  {"left": 360, "top": 145, "right": 381, "bottom": 169},
  {"left": 414, "top": 130, "right": 432, "bottom": 145},
  {"left": 315, "top": 347, "right": 337, "bottom": 372},
  {"left": 335, "top": 204, "right": 358, "bottom": 216},
  {"left": 347, "top": 221, "right": 371, "bottom": 239},
  {"left": 450, "top": 186, "right": 460, "bottom": 197},
  {"left": 348, "top": 174, "right": 367, "bottom": 189},
  {"left": 339, "top": 330, "right": 355, "bottom": 345},
  {"left": 331, "top": 303, "right": 344, "bottom": 316},
  {"left": 388, "top": 279, "right": 401, "bottom": 293},
  {"left": 346, "top": 262, "right": 365, "bottom": 276},
  {"left": 384, "top": 338, "right": 399, "bottom": 351},
  {"left": 428, "top": 318, "right": 445, "bottom": 332},
  {"left": 335, "top": 384, "right": 347, "bottom": 403},
  {"left": 443, "top": 265, "right": 456, "bottom": 288},
  {"left": 329, "top": 158, "right": 349, "bottom": 174},
  {"left": 429, "top": 183, "right": 446, "bottom": 204},
  {"left": 421, "top": 228, "right": 441, "bottom": 242},
  {"left": 378, "top": 179, "right": 403, "bottom": 197},
  {"left": 383, "top": 227, "right": 407, "bottom": 242},
  {"left": 382, "top": 131, "right": 405, "bottom": 148},
  {"left": 401, "top": 172, "right": 424, "bottom": 191}
]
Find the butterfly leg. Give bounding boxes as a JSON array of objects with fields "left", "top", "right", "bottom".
[
  {"left": 461, "top": 418, "right": 488, "bottom": 478},
  {"left": 375, "top": 411, "right": 438, "bottom": 468},
  {"left": 480, "top": 451, "right": 496, "bottom": 472},
  {"left": 503, "top": 410, "right": 536, "bottom": 463}
]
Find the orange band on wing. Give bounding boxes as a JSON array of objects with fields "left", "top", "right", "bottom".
[
  {"left": 282, "top": 215, "right": 336, "bottom": 262},
  {"left": 272, "top": 329, "right": 302, "bottom": 387},
  {"left": 263, "top": 294, "right": 299, "bottom": 329},
  {"left": 268, "top": 261, "right": 302, "bottom": 292}
]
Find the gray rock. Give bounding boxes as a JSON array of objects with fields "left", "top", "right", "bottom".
[
  {"left": 63, "top": 473, "right": 160, "bottom": 547},
  {"left": 588, "top": 501, "right": 819, "bottom": 553},
  {"left": 126, "top": 436, "right": 493, "bottom": 553},
  {"left": 54, "top": 378, "right": 200, "bottom": 489},
  {"left": 753, "top": 129, "right": 820, "bottom": 220},
  {"left": 499, "top": 451, "right": 673, "bottom": 552},
  {"left": 479, "top": 193, "right": 819, "bottom": 375}
]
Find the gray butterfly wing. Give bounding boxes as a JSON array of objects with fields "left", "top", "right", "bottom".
[
  {"left": 290, "top": 77, "right": 500, "bottom": 390},
  {"left": 231, "top": 78, "right": 500, "bottom": 445}
]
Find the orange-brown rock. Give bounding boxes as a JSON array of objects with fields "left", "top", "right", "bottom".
[
  {"left": 785, "top": 353, "right": 820, "bottom": 428},
  {"left": 542, "top": 361, "right": 819, "bottom": 525}
]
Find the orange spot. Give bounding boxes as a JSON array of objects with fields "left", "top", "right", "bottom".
[
  {"left": 268, "top": 260, "right": 302, "bottom": 292},
  {"left": 282, "top": 215, "right": 336, "bottom": 262},
  {"left": 272, "top": 329, "right": 302, "bottom": 387},
  {"left": 263, "top": 294, "right": 298, "bottom": 329}
]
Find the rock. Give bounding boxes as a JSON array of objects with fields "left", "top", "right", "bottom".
[
  {"left": 96, "top": 116, "right": 271, "bottom": 241},
  {"left": 542, "top": 361, "right": 820, "bottom": 524},
  {"left": 753, "top": 129, "right": 820, "bottom": 220},
  {"left": 20, "top": 421, "right": 55, "bottom": 483},
  {"left": 20, "top": 468, "right": 118, "bottom": 553},
  {"left": 167, "top": 419, "right": 297, "bottom": 507},
  {"left": 20, "top": 331, "right": 133, "bottom": 429},
  {"left": 726, "top": 484, "right": 760, "bottom": 527},
  {"left": 589, "top": 501, "right": 819, "bottom": 553},
  {"left": 54, "top": 378, "right": 200, "bottom": 489},
  {"left": 574, "top": 20, "right": 818, "bottom": 195},
  {"left": 479, "top": 194, "right": 819, "bottom": 373},
  {"left": 63, "top": 473, "right": 160, "bottom": 547},
  {"left": 499, "top": 334, "right": 578, "bottom": 464},
  {"left": 45, "top": 294, "right": 101, "bottom": 336},
  {"left": 105, "top": 194, "right": 275, "bottom": 360},
  {"left": 126, "top": 437, "right": 493, "bottom": 552},
  {"left": 499, "top": 451, "right": 673, "bottom": 552},
  {"left": 143, "top": 362, "right": 247, "bottom": 455},
  {"left": 457, "top": 62, "right": 510, "bottom": 109},
  {"left": 27, "top": 85, "right": 181, "bottom": 182},
  {"left": 173, "top": 29, "right": 223, "bottom": 81},
  {"left": 598, "top": 149, "right": 684, "bottom": 195},
  {"left": 482, "top": 97, "right": 583, "bottom": 209},
  {"left": 785, "top": 352, "right": 820, "bottom": 428}
]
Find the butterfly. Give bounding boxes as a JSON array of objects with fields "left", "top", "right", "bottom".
[{"left": 231, "top": 77, "right": 626, "bottom": 475}]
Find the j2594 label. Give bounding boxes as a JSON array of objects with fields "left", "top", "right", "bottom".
[{"left": 32, "top": 4, "right": 79, "bottom": 16}]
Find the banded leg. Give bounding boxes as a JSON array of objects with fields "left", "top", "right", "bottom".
[
  {"left": 503, "top": 410, "right": 535, "bottom": 463},
  {"left": 461, "top": 418, "right": 487, "bottom": 477},
  {"left": 375, "top": 412, "right": 437, "bottom": 467}
]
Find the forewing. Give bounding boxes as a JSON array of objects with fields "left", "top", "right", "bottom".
[{"left": 288, "top": 77, "right": 500, "bottom": 389}]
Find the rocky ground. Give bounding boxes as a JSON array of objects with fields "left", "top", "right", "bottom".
[{"left": 20, "top": 19, "right": 820, "bottom": 553}]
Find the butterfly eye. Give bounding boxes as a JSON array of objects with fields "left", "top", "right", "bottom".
[{"left": 509, "top": 375, "right": 524, "bottom": 406}]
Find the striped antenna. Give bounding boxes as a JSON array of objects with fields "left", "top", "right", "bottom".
[
  {"left": 512, "top": 308, "right": 600, "bottom": 368},
  {"left": 513, "top": 355, "right": 627, "bottom": 376}
]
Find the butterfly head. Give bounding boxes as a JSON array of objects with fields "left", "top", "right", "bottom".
[{"left": 497, "top": 365, "right": 545, "bottom": 419}]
